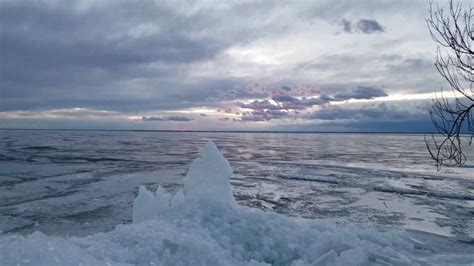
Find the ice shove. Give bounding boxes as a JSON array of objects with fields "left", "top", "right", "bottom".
[
  {"left": 1, "top": 141, "right": 473, "bottom": 265},
  {"left": 133, "top": 141, "right": 235, "bottom": 223}
]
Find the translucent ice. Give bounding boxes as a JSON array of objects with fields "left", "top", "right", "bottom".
[
  {"left": 182, "top": 141, "right": 237, "bottom": 207},
  {"left": 132, "top": 185, "right": 176, "bottom": 223},
  {"left": 132, "top": 141, "right": 235, "bottom": 223}
]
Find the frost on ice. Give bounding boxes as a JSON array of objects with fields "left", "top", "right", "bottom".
[{"left": 1, "top": 141, "right": 473, "bottom": 265}]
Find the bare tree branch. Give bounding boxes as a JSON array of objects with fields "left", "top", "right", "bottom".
[{"left": 425, "top": 0, "right": 474, "bottom": 170}]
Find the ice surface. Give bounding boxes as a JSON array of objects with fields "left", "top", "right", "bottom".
[
  {"left": 1, "top": 131, "right": 472, "bottom": 239},
  {"left": 1, "top": 141, "right": 473, "bottom": 265}
]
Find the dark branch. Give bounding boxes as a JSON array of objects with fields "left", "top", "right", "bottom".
[{"left": 425, "top": 0, "right": 474, "bottom": 170}]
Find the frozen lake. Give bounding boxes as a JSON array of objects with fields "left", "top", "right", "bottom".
[{"left": 0, "top": 129, "right": 472, "bottom": 242}]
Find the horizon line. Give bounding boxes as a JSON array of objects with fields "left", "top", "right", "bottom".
[{"left": 0, "top": 128, "right": 443, "bottom": 134}]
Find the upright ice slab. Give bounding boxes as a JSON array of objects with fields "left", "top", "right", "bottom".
[
  {"left": 132, "top": 141, "right": 235, "bottom": 223},
  {"left": 132, "top": 185, "right": 181, "bottom": 222},
  {"left": 183, "top": 141, "right": 237, "bottom": 207}
]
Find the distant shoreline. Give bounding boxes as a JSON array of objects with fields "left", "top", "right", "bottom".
[{"left": 0, "top": 128, "right": 447, "bottom": 135}]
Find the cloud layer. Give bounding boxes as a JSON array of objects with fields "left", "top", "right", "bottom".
[
  {"left": 0, "top": 0, "right": 452, "bottom": 131},
  {"left": 234, "top": 86, "right": 388, "bottom": 122}
]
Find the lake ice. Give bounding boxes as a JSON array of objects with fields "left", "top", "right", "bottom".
[{"left": 0, "top": 130, "right": 472, "bottom": 264}]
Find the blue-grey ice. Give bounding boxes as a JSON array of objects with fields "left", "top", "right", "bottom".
[{"left": 1, "top": 141, "right": 472, "bottom": 265}]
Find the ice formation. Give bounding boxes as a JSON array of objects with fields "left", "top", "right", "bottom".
[
  {"left": 0, "top": 141, "right": 473, "bottom": 265},
  {"left": 132, "top": 141, "right": 235, "bottom": 223},
  {"left": 182, "top": 141, "right": 237, "bottom": 208},
  {"left": 132, "top": 185, "right": 184, "bottom": 223}
]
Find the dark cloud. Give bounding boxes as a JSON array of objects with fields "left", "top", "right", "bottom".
[
  {"left": 0, "top": 1, "right": 233, "bottom": 112},
  {"left": 0, "top": 2, "right": 221, "bottom": 80},
  {"left": 341, "top": 19, "right": 385, "bottom": 34},
  {"left": 0, "top": 77, "right": 240, "bottom": 113},
  {"left": 333, "top": 86, "right": 388, "bottom": 100},
  {"left": 278, "top": 97, "right": 330, "bottom": 110},
  {"left": 279, "top": 100, "right": 436, "bottom": 132},
  {"left": 213, "top": 85, "right": 321, "bottom": 102},
  {"left": 214, "top": 86, "right": 269, "bottom": 102},
  {"left": 240, "top": 109, "right": 289, "bottom": 122},
  {"left": 271, "top": 95, "right": 299, "bottom": 103},
  {"left": 355, "top": 19, "right": 385, "bottom": 34},
  {"left": 342, "top": 19, "right": 352, "bottom": 33},
  {"left": 235, "top": 86, "right": 388, "bottom": 121},
  {"left": 141, "top": 116, "right": 193, "bottom": 122},
  {"left": 385, "top": 58, "right": 434, "bottom": 74},
  {"left": 309, "top": 102, "right": 427, "bottom": 121}
]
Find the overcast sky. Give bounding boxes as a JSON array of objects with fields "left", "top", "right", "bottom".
[{"left": 0, "top": 0, "right": 463, "bottom": 131}]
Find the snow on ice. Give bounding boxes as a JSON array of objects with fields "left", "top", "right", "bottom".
[{"left": 0, "top": 141, "right": 472, "bottom": 265}]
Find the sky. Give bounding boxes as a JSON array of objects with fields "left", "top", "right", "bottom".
[{"left": 0, "top": 0, "right": 464, "bottom": 132}]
